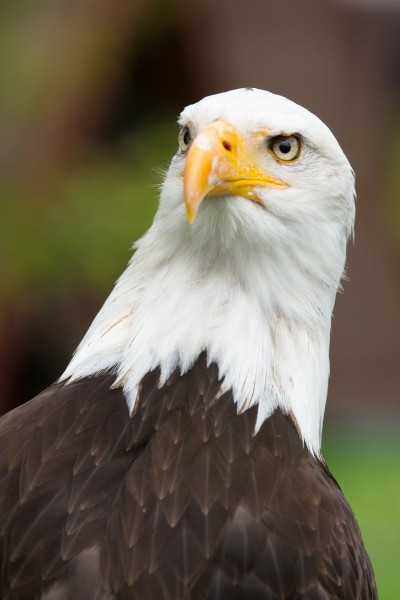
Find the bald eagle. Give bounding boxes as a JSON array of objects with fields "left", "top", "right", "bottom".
[{"left": 0, "top": 89, "right": 377, "bottom": 599}]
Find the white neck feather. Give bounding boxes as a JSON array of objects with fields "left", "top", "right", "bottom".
[{"left": 62, "top": 183, "right": 348, "bottom": 454}]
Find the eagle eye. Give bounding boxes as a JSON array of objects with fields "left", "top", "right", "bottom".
[
  {"left": 269, "top": 135, "right": 301, "bottom": 162},
  {"left": 178, "top": 126, "right": 192, "bottom": 152}
]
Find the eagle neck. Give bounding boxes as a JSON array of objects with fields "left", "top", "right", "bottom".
[{"left": 62, "top": 211, "right": 338, "bottom": 455}]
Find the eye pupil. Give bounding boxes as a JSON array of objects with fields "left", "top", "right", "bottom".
[
  {"left": 179, "top": 126, "right": 192, "bottom": 151},
  {"left": 269, "top": 135, "right": 301, "bottom": 161},
  {"left": 279, "top": 140, "right": 291, "bottom": 154}
]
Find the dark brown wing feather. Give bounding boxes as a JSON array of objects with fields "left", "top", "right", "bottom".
[{"left": 0, "top": 353, "right": 377, "bottom": 599}]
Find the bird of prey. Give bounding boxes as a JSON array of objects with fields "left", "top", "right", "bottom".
[{"left": 0, "top": 88, "right": 377, "bottom": 599}]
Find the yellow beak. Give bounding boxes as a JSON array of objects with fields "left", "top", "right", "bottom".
[{"left": 183, "top": 120, "right": 287, "bottom": 223}]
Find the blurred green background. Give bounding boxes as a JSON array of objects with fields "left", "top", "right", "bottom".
[{"left": 0, "top": 0, "right": 399, "bottom": 596}]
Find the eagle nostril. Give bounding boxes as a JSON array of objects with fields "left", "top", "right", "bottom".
[{"left": 222, "top": 140, "right": 232, "bottom": 152}]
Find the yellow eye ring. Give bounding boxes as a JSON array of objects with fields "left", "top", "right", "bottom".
[{"left": 269, "top": 135, "right": 301, "bottom": 162}]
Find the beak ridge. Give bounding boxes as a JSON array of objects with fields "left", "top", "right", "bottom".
[{"left": 183, "top": 120, "right": 287, "bottom": 223}]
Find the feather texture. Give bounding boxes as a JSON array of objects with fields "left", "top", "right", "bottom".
[
  {"left": 0, "top": 354, "right": 376, "bottom": 599},
  {"left": 62, "top": 88, "right": 356, "bottom": 453}
]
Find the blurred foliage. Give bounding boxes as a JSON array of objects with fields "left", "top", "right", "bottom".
[
  {"left": 1, "top": 120, "right": 177, "bottom": 307},
  {"left": 390, "top": 118, "right": 400, "bottom": 252},
  {"left": 324, "top": 430, "right": 400, "bottom": 600}
]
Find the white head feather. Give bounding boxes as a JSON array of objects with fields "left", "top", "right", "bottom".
[{"left": 62, "top": 88, "right": 355, "bottom": 454}]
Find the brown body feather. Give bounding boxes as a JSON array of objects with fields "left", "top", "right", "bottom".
[{"left": 0, "top": 354, "right": 376, "bottom": 599}]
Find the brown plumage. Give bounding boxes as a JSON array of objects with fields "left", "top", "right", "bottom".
[{"left": 0, "top": 353, "right": 376, "bottom": 599}]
